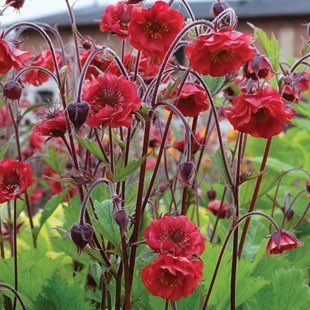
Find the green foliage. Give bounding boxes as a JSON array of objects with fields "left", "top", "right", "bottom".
[
  {"left": 76, "top": 136, "right": 109, "bottom": 164},
  {"left": 203, "top": 76, "right": 226, "bottom": 94},
  {"left": 41, "top": 146, "right": 68, "bottom": 174},
  {"left": 0, "top": 135, "right": 14, "bottom": 159}
]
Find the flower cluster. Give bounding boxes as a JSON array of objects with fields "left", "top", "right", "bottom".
[{"left": 141, "top": 215, "right": 205, "bottom": 301}]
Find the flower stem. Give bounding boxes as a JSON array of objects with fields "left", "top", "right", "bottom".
[
  {"left": 0, "top": 284, "right": 26, "bottom": 310},
  {"left": 13, "top": 200, "right": 18, "bottom": 310},
  {"left": 238, "top": 138, "right": 272, "bottom": 259}
]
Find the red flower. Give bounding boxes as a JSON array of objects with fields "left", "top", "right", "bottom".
[
  {"left": 266, "top": 230, "right": 303, "bottom": 255},
  {"left": 128, "top": 1, "right": 184, "bottom": 60},
  {"left": 0, "top": 38, "right": 30, "bottom": 74},
  {"left": 206, "top": 200, "right": 230, "bottom": 219},
  {"left": 32, "top": 113, "right": 67, "bottom": 137},
  {"left": 80, "top": 49, "right": 112, "bottom": 80},
  {"left": 141, "top": 255, "right": 203, "bottom": 301},
  {"left": 296, "top": 71, "right": 310, "bottom": 93},
  {"left": 0, "top": 159, "right": 34, "bottom": 203},
  {"left": 29, "top": 132, "right": 44, "bottom": 149},
  {"left": 243, "top": 54, "right": 274, "bottom": 80},
  {"left": 186, "top": 30, "right": 254, "bottom": 77},
  {"left": 99, "top": 1, "right": 136, "bottom": 39},
  {"left": 281, "top": 84, "right": 300, "bottom": 103},
  {"left": 24, "top": 50, "right": 61, "bottom": 86},
  {"left": 173, "top": 83, "right": 210, "bottom": 117},
  {"left": 149, "top": 123, "right": 171, "bottom": 148},
  {"left": 83, "top": 73, "right": 141, "bottom": 128},
  {"left": 172, "top": 133, "right": 204, "bottom": 154},
  {"left": 226, "top": 86, "right": 294, "bottom": 138},
  {"left": 144, "top": 215, "right": 205, "bottom": 257},
  {"left": 30, "top": 186, "right": 43, "bottom": 203}
]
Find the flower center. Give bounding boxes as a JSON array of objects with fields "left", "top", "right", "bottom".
[
  {"left": 212, "top": 49, "right": 235, "bottom": 63},
  {"left": 1, "top": 172, "right": 20, "bottom": 194},
  {"left": 99, "top": 85, "right": 124, "bottom": 108},
  {"left": 146, "top": 20, "right": 168, "bottom": 39},
  {"left": 117, "top": 10, "right": 131, "bottom": 31},
  {"left": 159, "top": 270, "right": 184, "bottom": 287}
]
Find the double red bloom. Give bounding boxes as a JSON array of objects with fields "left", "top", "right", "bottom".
[
  {"left": 128, "top": 1, "right": 184, "bottom": 60},
  {"left": 186, "top": 30, "right": 254, "bottom": 77},
  {"left": 99, "top": 1, "right": 136, "bottom": 39},
  {"left": 141, "top": 255, "right": 203, "bottom": 301},
  {"left": 144, "top": 215, "right": 205, "bottom": 257},
  {"left": 174, "top": 83, "right": 210, "bottom": 117},
  {"left": 226, "top": 86, "right": 294, "bottom": 138},
  {"left": 24, "top": 50, "right": 62, "bottom": 86},
  {"left": 266, "top": 230, "right": 303, "bottom": 255},
  {"left": 142, "top": 215, "right": 205, "bottom": 301},
  {"left": 0, "top": 38, "right": 30, "bottom": 74},
  {"left": 0, "top": 159, "right": 34, "bottom": 203},
  {"left": 83, "top": 73, "right": 141, "bottom": 128}
]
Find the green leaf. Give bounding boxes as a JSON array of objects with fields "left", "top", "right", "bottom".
[
  {"left": 34, "top": 190, "right": 68, "bottom": 239},
  {"left": 33, "top": 271, "right": 91, "bottom": 310},
  {"left": 211, "top": 148, "right": 232, "bottom": 186},
  {"left": 203, "top": 76, "right": 226, "bottom": 94},
  {"left": 114, "top": 154, "right": 149, "bottom": 182},
  {"left": 92, "top": 200, "right": 121, "bottom": 252},
  {"left": 76, "top": 136, "right": 109, "bottom": 164},
  {"left": 249, "top": 24, "right": 281, "bottom": 72},
  {"left": 0, "top": 139, "right": 11, "bottom": 160},
  {"left": 41, "top": 146, "right": 68, "bottom": 174}
]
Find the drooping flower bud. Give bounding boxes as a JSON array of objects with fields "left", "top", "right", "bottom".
[
  {"left": 68, "top": 222, "right": 94, "bottom": 255},
  {"left": 211, "top": 1, "right": 230, "bottom": 18},
  {"left": 266, "top": 230, "right": 303, "bottom": 255},
  {"left": 6, "top": 0, "right": 25, "bottom": 9},
  {"left": 281, "top": 207, "right": 294, "bottom": 222},
  {"left": 66, "top": 101, "right": 89, "bottom": 130},
  {"left": 207, "top": 189, "right": 217, "bottom": 201},
  {"left": 178, "top": 161, "right": 196, "bottom": 186},
  {"left": 3, "top": 80, "right": 23, "bottom": 100},
  {"left": 243, "top": 54, "right": 274, "bottom": 81},
  {"left": 113, "top": 208, "right": 129, "bottom": 235},
  {"left": 81, "top": 36, "right": 95, "bottom": 50}
]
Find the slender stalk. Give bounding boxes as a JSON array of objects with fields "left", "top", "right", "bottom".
[
  {"left": 290, "top": 53, "right": 310, "bottom": 73},
  {"left": 0, "top": 284, "right": 26, "bottom": 310},
  {"left": 238, "top": 138, "right": 272, "bottom": 259},
  {"left": 121, "top": 234, "right": 131, "bottom": 310},
  {"left": 13, "top": 200, "right": 18, "bottom": 310},
  {"left": 202, "top": 211, "right": 279, "bottom": 309},
  {"left": 293, "top": 202, "right": 310, "bottom": 229},
  {"left": 0, "top": 214, "right": 5, "bottom": 258}
]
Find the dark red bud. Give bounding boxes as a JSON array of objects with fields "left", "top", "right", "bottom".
[
  {"left": 178, "top": 161, "right": 196, "bottom": 186},
  {"left": 113, "top": 209, "right": 129, "bottom": 234},
  {"left": 66, "top": 101, "right": 89, "bottom": 130},
  {"left": 125, "top": 0, "right": 144, "bottom": 4},
  {"left": 6, "top": 0, "right": 25, "bottom": 9},
  {"left": 81, "top": 36, "right": 95, "bottom": 50},
  {"left": 211, "top": 1, "right": 230, "bottom": 18},
  {"left": 306, "top": 179, "right": 310, "bottom": 193},
  {"left": 207, "top": 189, "right": 217, "bottom": 201},
  {"left": 69, "top": 222, "right": 94, "bottom": 255},
  {"left": 3, "top": 80, "right": 23, "bottom": 100}
]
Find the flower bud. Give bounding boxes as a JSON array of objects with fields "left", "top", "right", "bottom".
[
  {"left": 81, "top": 36, "right": 95, "bottom": 50},
  {"left": 178, "top": 161, "right": 196, "bottom": 186},
  {"left": 3, "top": 80, "right": 23, "bottom": 100},
  {"left": 266, "top": 230, "right": 303, "bottom": 255},
  {"left": 69, "top": 222, "right": 94, "bottom": 255},
  {"left": 281, "top": 207, "right": 294, "bottom": 222},
  {"left": 6, "top": 0, "right": 25, "bottom": 9},
  {"left": 66, "top": 101, "right": 90, "bottom": 130},
  {"left": 113, "top": 209, "right": 129, "bottom": 234},
  {"left": 211, "top": 1, "right": 230, "bottom": 18},
  {"left": 243, "top": 54, "right": 274, "bottom": 81},
  {"left": 207, "top": 189, "right": 217, "bottom": 201},
  {"left": 125, "top": 0, "right": 144, "bottom": 4}
]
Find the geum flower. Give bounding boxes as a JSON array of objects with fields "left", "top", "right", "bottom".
[
  {"left": 168, "top": 82, "right": 210, "bottom": 117},
  {"left": 83, "top": 73, "right": 141, "bottom": 128},
  {"left": 32, "top": 112, "right": 67, "bottom": 138},
  {"left": 266, "top": 230, "right": 303, "bottom": 255},
  {"left": 243, "top": 54, "right": 274, "bottom": 80},
  {"left": 141, "top": 254, "right": 203, "bottom": 301},
  {"left": 226, "top": 86, "right": 294, "bottom": 138},
  {"left": 144, "top": 215, "right": 205, "bottom": 257},
  {"left": 172, "top": 133, "right": 204, "bottom": 154},
  {"left": 0, "top": 159, "right": 34, "bottom": 203},
  {"left": 24, "top": 50, "right": 62, "bottom": 86},
  {"left": 128, "top": 1, "right": 184, "bottom": 60},
  {"left": 0, "top": 38, "right": 30, "bottom": 74},
  {"left": 99, "top": 1, "right": 136, "bottom": 39},
  {"left": 206, "top": 200, "right": 230, "bottom": 219},
  {"left": 186, "top": 30, "right": 254, "bottom": 77}
]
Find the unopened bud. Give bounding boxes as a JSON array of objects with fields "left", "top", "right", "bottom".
[
  {"left": 125, "top": 0, "right": 144, "bottom": 4},
  {"left": 178, "top": 161, "right": 196, "bottom": 186},
  {"left": 66, "top": 101, "right": 90, "bottom": 130},
  {"left": 281, "top": 207, "right": 294, "bottom": 222},
  {"left": 3, "top": 80, "right": 23, "bottom": 100},
  {"left": 81, "top": 36, "right": 95, "bottom": 50},
  {"left": 113, "top": 209, "right": 129, "bottom": 234},
  {"left": 6, "top": 0, "right": 25, "bottom": 9},
  {"left": 211, "top": 1, "right": 230, "bottom": 18},
  {"left": 207, "top": 189, "right": 217, "bottom": 201},
  {"left": 69, "top": 222, "right": 94, "bottom": 255}
]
